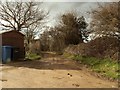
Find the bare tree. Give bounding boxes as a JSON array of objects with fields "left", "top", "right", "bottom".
[
  {"left": 0, "top": 2, "right": 48, "bottom": 31},
  {"left": 39, "top": 12, "right": 88, "bottom": 52},
  {"left": 90, "top": 2, "right": 120, "bottom": 60},
  {"left": 40, "top": 30, "right": 51, "bottom": 51},
  {"left": 90, "top": 2, "right": 119, "bottom": 38},
  {"left": 48, "top": 27, "right": 66, "bottom": 52},
  {"left": 0, "top": 1, "right": 48, "bottom": 53},
  {"left": 24, "top": 24, "right": 38, "bottom": 52}
]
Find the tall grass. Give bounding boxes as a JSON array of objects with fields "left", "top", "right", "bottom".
[{"left": 65, "top": 54, "right": 119, "bottom": 80}]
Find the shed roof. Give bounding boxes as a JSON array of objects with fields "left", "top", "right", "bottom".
[
  {"left": 0, "top": 30, "right": 25, "bottom": 36},
  {"left": 0, "top": 30, "right": 12, "bottom": 34}
]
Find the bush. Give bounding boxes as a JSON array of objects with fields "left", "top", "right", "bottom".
[
  {"left": 63, "top": 52, "right": 74, "bottom": 59},
  {"left": 26, "top": 53, "right": 41, "bottom": 60},
  {"left": 64, "top": 36, "right": 119, "bottom": 60},
  {"left": 86, "top": 36, "right": 118, "bottom": 60},
  {"left": 72, "top": 55, "right": 119, "bottom": 80}
]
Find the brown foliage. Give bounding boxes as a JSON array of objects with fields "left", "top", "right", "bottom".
[
  {"left": 64, "top": 36, "right": 119, "bottom": 60},
  {"left": 87, "top": 36, "right": 119, "bottom": 59},
  {"left": 90, "top": 2, "right": 119, "bottom": 38},
  {"left": 40, "top": 12, "right": 88, "bottom": 52},
  {"left": 59, "top": 13, "right": 88, "bottom": 45}
]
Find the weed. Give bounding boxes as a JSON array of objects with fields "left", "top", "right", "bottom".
[
  {"left": 69, "top": 54, "right": 119, "bottom": 80},
  {"left": 26, "top": 53, "right": 41, "bottom": 60}
]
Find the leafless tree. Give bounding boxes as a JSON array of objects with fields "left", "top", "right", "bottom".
[
  {"left": 90, "top": 2, "right": 119, "bottom": 38},
  {"left": 40, "top": 12, "right": 88, "bottom": 52},
  {"left": 0, "top": 1, "right": 48, "bottom": 53},
  {"left": 0, "top": 2, "right": 48, "bottom": 31}
]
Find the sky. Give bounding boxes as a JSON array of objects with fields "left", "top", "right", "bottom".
[
  {"left": 2, "top": 0, "right": 119, "bottom": 2},
  {"left": 0, "top": 0, "right": 118, "bottom": 28},
  {"left": 35, "top": 2, "right": 115, "bottom": 39},
  {"left": 0, "top": 0, "right": 119, "bottom": 39},
  {"left": 40, "top": 2, "right": 98, "bottom": 27},
  {"left": 0, "top": 2, "right": 98, "bottom": 29},
  {"left": 32, "top": 2, "right": 99, "bottom": 39}
]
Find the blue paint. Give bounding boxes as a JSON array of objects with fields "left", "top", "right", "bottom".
[{"left": 2, "top": 46, "right": 13, "bottom": 64}]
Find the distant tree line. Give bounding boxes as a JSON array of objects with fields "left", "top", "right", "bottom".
[
  {"left": 0, "top": 2, "right": 119, "bottom": 59},
  {"left": 64, "top": 2, "right": 119, "bottom": 60},
  {"left": 40, "top": 12, "right": 88, "bottom": 52}
]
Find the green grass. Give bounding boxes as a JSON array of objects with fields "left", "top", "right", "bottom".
[
  {"left": 63, "top": 52, "right": 75, "bottom": 59},
  {"left": 26, "top": 53, "right": 41, "bottom": 60},
  {"left": 68, "top": 54, "right": 119, "bottom": 80}
]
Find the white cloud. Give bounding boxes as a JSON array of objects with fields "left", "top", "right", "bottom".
[
  {"left": 41, "top": 2, "right": 98, "bottom": 27},
  {"left": 3, "top": 0, "right": 119, "bottom": 2}
]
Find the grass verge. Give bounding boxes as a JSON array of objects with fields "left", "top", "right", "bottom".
[
  {"left": 26, "top": 53, "right": 41, "bottom": 60},
  {"left": 64, "top": 53, "right": 119, "bottom": 80}
]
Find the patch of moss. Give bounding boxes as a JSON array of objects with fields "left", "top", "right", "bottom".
[
  {"left": 63, "top": 52, "right": 74, "bottom": 59},
  {"left": 26, "top": 53, "right": 41, "bottom": 60}
]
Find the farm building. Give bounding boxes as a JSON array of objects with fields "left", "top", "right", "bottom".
[{"left": 0, "top": 30, "right": 25, "bottom": 63}]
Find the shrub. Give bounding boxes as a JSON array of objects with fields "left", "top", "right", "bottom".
[
  {"left": 26, "top": 53, "right": 41, "bottom": 60},
  {"left": 64, "top": 36, "right": 119, "bottom": 60},
  {"left": 87, "top": 36, "right": 118, "bottom": 60}
]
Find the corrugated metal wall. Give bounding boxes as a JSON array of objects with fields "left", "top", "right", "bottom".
[{"left": 2, "top": 31, "right": 25, "bottom": 59}]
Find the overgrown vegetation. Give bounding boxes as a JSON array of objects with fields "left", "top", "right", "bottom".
[
  {"left": 0, "top": 2, "right": 48, "bottom": 53},
  {"left": 64, "top": 53, "right": 119, "bottom": 80},
  {"left": 39, "top": 12, "right": 88, "bottom": 52},
  {"left": 1, "top": 1, "right": 119, "bottom": 81},
  {"left": 64, "top": 36, "right": 119, "bottom": 60},
  {"left": 90, "top": 2, "right": 119, "bottom": 38},
  {"left": 26, "top": 53, "right": 41, "bottom": 60}
]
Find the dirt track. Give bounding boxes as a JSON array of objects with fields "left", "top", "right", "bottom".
[{"left": 1, "top": 55, "right": 118, "bottom": 88}]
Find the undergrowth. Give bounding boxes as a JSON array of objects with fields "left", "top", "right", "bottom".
[
  {"left": 64, "top": 53, "right": 119, "bottom": 80},
  {"left": 26, "top": 53, "right": 41, "bottom": 60}
]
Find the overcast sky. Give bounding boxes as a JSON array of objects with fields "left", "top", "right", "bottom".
[
  {"left": 41, "top": 2, "right": 99, "bottom": 27},
  {"left": 33, "top": 2, "right": 103, "bottom": 39},
  {"left": 0, "top": 2, "right": 100, "bottom": 32},
  {"left": 0, "top": 0, "right": 118, "bottom": 39}
]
